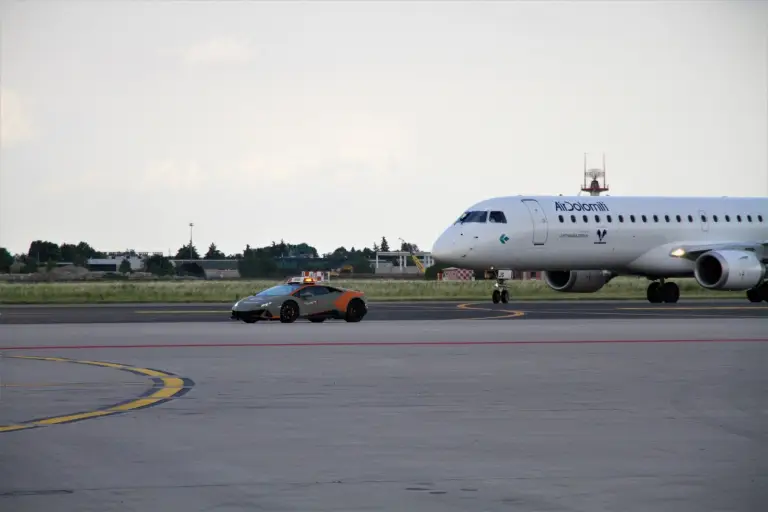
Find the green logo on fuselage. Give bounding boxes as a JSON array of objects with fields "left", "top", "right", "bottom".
[{"left": 499, "top": 234, "right": 509, "bottom": 244}]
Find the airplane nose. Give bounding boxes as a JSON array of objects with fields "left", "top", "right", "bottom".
[{"left": 431, "top": 230, "right": 456, "bottom": 265}]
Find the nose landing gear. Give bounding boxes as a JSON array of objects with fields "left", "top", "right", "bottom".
[
  {"left": 492, "top": 285, "right": 509, "bottom": 304},
  {"left": 487, "top": 269, "right": 511, "bottom": 304}
]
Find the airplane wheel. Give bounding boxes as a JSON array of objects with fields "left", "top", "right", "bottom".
[
  {"left": 501, "top": 290, "right": 509, "bottom": 303},
  {"left": 748, "top": 283, "right": 768, "bottom": 302},
  {"left": 746, "top": 288, "right": 762, "bottom": 303},
  {"left": 492, "top": 290, "right": 501, "bottom": 304},
  {"left": 279, "top": 301, "right": 299, "bottom": 323},
  {"left": 661, "top": 282, "right": 680, "bottom": 303},
  {"left": 646, "top": 282, "right": 663, "bottom": 303},
  {"left": 760, "top": 283, "right": 768, "bottom": 302}
]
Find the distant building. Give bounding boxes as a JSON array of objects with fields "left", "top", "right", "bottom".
[
  {"left": 170, "top": 259, "right": 239, "bottom": 270},
  {"left": 374, "top": 251, "right": 434, "bottom": 275},
  {"left": 87, "top": 253, "right": 149, "bottom": 272},
  {"left": 86, "top": 251, "right": 165, "bottom": 272}
]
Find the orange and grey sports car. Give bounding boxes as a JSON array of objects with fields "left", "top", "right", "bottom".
[{"left": 230, "top": 276, "right": 368, "bottom": 324}]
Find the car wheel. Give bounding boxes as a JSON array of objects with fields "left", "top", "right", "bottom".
[
  {"left": 280, "top": 301, "right": 299, "bottom": 323},
  {"left": 344, "top": 298, "right": 366, "bottom": 322}
]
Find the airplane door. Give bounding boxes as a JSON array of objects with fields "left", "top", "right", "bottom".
[
  {"left": 698, "top": 209, "right": 709, "bottom": 232},
  {"left": 521, "top": 199, "right": 548, "bottom": 245}
]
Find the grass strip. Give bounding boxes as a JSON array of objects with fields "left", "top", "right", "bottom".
[{"left": 0, "top": 277, "right": 748, "bottom": 304}]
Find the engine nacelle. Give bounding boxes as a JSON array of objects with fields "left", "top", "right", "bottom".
[
  {"left": 694, "top": 250, "right": 767, "bottom": 290},
  {"left": 543, "top": 270, "right": 608, "bottom": 293}
]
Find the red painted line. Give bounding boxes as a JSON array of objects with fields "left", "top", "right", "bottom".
[{"left": 1, "top": 338, "right": 767, "bottom": 351}]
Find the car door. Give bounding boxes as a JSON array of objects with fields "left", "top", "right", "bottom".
[
  {"left": 321, "top": 286, "right": 346, "bottom": 313},
  {"left": 309, "top": 286, "right": 337, "bottom": 314},
  {"left": 295, "top": 286, "right": 330, "bottom": 315}
]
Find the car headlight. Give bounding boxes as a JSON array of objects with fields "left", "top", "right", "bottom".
[{"left": 260, "top": 301, "right": 272, "bottom": 307}]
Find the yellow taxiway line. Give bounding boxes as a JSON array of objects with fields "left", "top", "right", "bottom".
[
  {"left": 456, "top": 303, "right": 525, "bottom": 320},
  {"left": 0, "top": 356, "right": 193, "bottom": 433}
]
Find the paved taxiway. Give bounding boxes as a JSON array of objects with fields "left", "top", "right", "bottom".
[
  {"left": 1, "top": 298, "right": 767, "bottom": 324},
  {"left": 1, "top": 303, "right": 766, "bottom": 511}
]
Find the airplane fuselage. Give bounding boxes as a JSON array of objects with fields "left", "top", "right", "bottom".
[{"left": 431, "top": 195, "right": 768, "bottom": 303}]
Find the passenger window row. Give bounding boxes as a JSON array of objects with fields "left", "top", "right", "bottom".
[{"left": 557, "top": 213, "right": 765, "bottom": 224}]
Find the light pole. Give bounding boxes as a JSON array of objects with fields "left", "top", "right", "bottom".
[{"left": 189, "top": 223, "right": 194, "bottom": 258}]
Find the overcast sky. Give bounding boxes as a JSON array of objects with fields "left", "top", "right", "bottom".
[{"left": 1, "top": 0, "right": 766, "bottom": 257}]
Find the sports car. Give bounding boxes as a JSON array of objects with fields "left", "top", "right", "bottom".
[{"left": 230, "top": 277, "right": 368, "bottom": 323}]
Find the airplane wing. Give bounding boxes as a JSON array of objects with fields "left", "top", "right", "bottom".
[{"left": 670, "top": 240, "right": 768, "bottom": 262}]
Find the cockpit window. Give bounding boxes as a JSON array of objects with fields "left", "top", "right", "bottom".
[
  {"left": 489, "top": 211, "right": 507, "bottom": 223},
  {"left": 456, "top": 211, "right": 487, "bottom": 224}
]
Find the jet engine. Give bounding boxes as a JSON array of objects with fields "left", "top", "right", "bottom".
[
  {"left": 542, "top": 270, "right": 608, "bottom": 293},
  {"left": 694, "top": 250, "right": 767, "bottom": 290}
]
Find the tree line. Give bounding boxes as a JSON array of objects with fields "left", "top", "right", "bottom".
[{"left": 0, "top": 236, "right": 423, "bottom": 278}]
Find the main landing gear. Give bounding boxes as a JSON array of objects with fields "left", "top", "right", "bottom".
[
  {"left": 646, "top": 279, "right": 680, "bottom": 303},
  {"left": 746, "top": 283, "right": 768, "bottom": 303}
]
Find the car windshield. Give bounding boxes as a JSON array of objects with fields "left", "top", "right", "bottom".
[{"left": 255, "top": 284, "right": 301, "bottom": 296}]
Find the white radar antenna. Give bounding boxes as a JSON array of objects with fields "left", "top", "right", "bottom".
[{"left": 579, "top": 153, "right": 609, "bottom": 196}]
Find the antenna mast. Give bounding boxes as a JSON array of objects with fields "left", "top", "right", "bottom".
[{"left": 581, "top": 152, "right": 609, "bottom": 196}]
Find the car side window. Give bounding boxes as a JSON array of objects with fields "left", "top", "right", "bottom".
[
  {"left": 295, "top": 287, "right": 312, "bottom": 298},
  {"left": 296, "top": 286, "right": 329, "bottom": 298}
]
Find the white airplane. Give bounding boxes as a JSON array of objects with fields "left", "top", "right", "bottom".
[{"left": 430, "top": 195, "right": 768, "bottom": 304}]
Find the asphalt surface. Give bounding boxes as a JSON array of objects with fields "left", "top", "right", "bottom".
[
  {"left": 1, "top": 299, "right": 768, "bottom": 324},
  {"left": 1, "top": 305, "right": 766, "bottom": 511}
]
